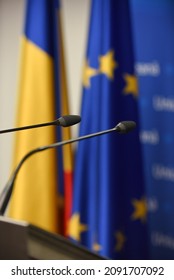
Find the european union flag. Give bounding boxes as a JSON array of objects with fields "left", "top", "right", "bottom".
[{"left": 68, "top": 0, "right": 148, "bottom": 259}]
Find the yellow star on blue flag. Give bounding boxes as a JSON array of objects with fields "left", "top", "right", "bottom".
[
  {"left": 123, "top": 73, "right": 138, "bottom": 97},
  {"left": 131, "top": 197, "right": 147, "bottom": 223},
  {"left": 115, "top": 230, "right": 126, "bottom": 252},
  {"left": 83, "top": 59, "right": 98, "bottom": 88},
  {"left": 68, "top": 213, "right": 87, "bottom": 241},
  {"left": 99, "top": 50, "right": 117, "bottom": 79}
]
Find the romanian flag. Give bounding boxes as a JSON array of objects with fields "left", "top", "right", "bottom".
[
  {"left": 9, "top": 0, "right": 73, "bottom": 234},
  {"left": 69, "top": 0, "right": 149, "bottom": 259}
]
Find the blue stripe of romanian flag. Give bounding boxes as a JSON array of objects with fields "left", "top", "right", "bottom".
[{"left": 24, "top": 0, "right": 59, "bottom": 56}]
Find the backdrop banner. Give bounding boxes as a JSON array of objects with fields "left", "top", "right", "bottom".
[{"left": 131, "top": 0, "right": 174, "bottom": 259}]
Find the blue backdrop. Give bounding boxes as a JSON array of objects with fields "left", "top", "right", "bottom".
[{"left": 131, "top": 0, "right": 174, "bottom": 259}]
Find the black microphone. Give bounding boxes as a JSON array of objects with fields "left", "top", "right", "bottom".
[
  {"left": 113, "top": 121, "right": 136, "bottom": 134},
  {"left": 0, "top": 120, "right": 136, "bottom": 215},
  {"left": 0, "top": 115, "right": 81, "bottom": 134}
]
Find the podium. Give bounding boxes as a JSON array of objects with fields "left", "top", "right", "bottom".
[{"left": 0, "top": 216, "right": 106, "bottom": 260}]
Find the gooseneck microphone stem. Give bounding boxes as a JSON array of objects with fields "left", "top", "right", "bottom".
[
  {"left": 0, "top": 121, "right": 136, "bottom": 215},
  {"left": 0, "top": 120, "right": 57, "bottom": 134},
  {"left": 0, "top": 115, "right": 81, "bottom": 134}
]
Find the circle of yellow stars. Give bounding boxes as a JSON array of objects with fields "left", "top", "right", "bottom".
[
  {"left": 68, "top": 49, "right": 142, "bottom": 253},
  {"left": 82, "top": 49, "right": 138, "bottom": 98}
]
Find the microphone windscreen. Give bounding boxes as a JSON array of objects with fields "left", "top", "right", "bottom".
[
  {"left": 116, "top": 121, "right": 136, "bottom": 133},
  {"left": 59, "top": 115, "right": 81, "bottom": 127}
]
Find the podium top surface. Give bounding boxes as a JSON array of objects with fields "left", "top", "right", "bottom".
[{"left": 0, "top": 216, "right": 107, "bottom": 260}]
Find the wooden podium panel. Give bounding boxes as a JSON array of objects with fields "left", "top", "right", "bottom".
[{"left": 0, "top": 217, "right": 106, "bottom": 260}]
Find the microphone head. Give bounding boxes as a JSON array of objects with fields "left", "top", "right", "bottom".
[
  {"left": 115, "top": 121, "right": 136, "bottom": 133},
  {"left": 57, "top": 115, "right": 81, "bottom": 127}
]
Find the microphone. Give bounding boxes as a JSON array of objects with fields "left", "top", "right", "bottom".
[
  {"left": 113, "top": 121, "right": 136, "bottom": 134},
  {"left": 0, "top": 120, "right": 136, "bottom": 215},
  {"left": 0, "top": 115, "right": 81, "bottom": 134}
]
